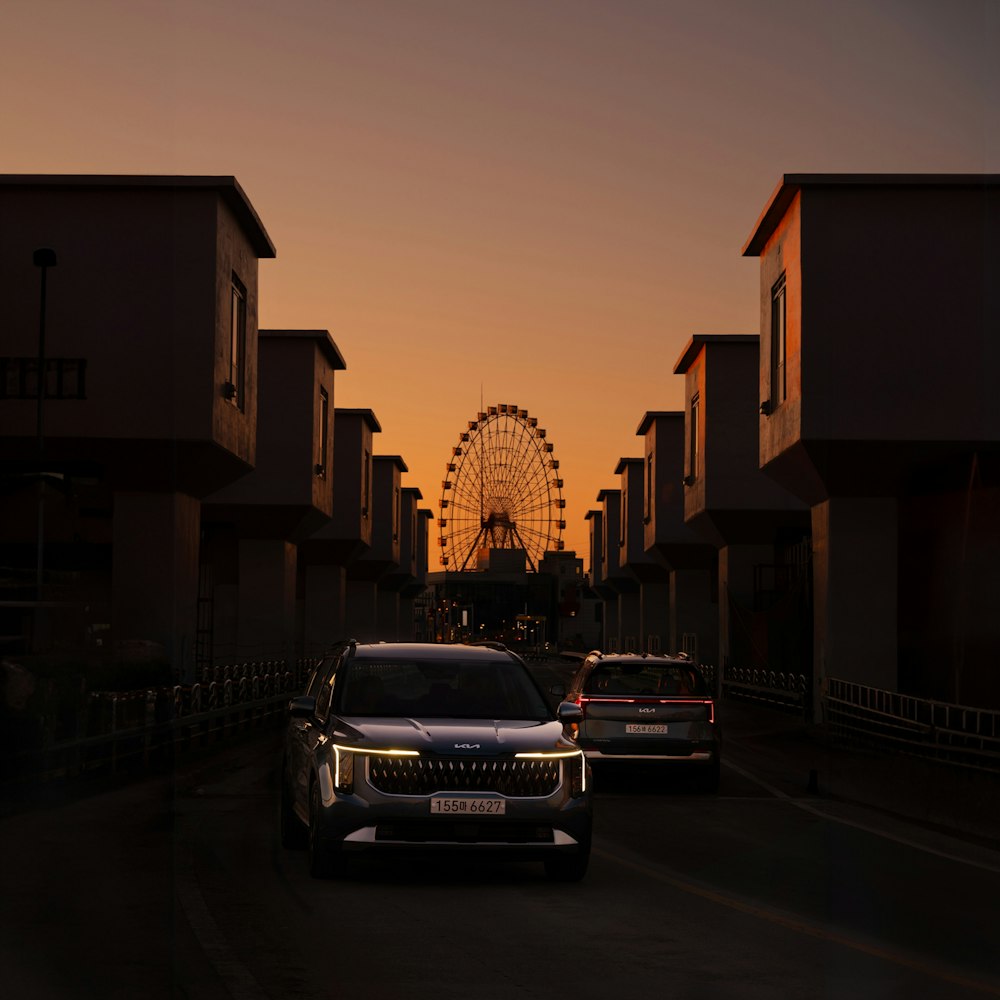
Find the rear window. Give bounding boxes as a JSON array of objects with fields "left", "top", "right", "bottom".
[
  {"left": 585, "top": 662, "right": 708, "bottom": 697},
  {"left": 336, "top": 658, "right": 552, "bottom": 720}
]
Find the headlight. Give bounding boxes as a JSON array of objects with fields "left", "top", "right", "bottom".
[
  {"left": 515, "top": 749, "right": 587, "bottom": 797},
  {"left": 331, "top": 744, "right": 419, "bottom": 795}
]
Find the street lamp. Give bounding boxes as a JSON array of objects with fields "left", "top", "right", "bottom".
[{"left": 33, "top": 247, "right": 56, "bottom": 606}]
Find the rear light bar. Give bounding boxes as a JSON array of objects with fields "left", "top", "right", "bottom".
[{"left": 578, "top": 695, "right": 714, "bottom": 724}]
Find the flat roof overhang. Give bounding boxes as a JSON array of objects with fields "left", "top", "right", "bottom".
[
  {"left": 741, "top": 173, "right": 1000, "bottom": 258},
  {"left": 0, "top": 173, "right": 276, "bottom": 258}
]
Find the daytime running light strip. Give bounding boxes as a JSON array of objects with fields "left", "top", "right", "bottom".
[{"left": 331, "top": 744, "right": 420, "bottom": 756}]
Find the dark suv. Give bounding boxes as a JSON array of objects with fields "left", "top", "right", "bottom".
[
  {"left": 280, "top": 641, "right": 592, "bottom": 880},
  {"left": 564, "top": 651, "right": 721, "bottom": 791}
]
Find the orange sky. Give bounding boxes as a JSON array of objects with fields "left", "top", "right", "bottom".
[{"left": 3, "top": 0, "right": 996, "bottom": 569}]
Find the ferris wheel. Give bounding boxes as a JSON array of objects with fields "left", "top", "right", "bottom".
[{"left": 439, "top": 403, "right": 566, "bottom": 572}]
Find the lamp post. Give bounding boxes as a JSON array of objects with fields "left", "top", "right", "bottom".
[{"left": 33, "top": 248, "right": 56, "bottom": 609}]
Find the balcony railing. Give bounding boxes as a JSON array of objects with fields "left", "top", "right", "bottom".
[{"left": 0, "top": 357, "right": 87, "bottom": 400}]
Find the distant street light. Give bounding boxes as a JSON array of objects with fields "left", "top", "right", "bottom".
[{"left": 33, "top": 247, "right": 56, "bottom": 607}]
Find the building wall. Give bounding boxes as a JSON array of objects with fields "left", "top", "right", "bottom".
[
  {"left": 757, "top": 191, "right": 808, "bottom": 496},
  {"left": 1, "top": 184, "right": 261, "bottom": 490},
  {"left": 802, "top": 185, "right": 999, "bottom": 446}
]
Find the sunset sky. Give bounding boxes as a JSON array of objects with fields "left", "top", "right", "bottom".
[{"left": 4, "top": 0, "right": 997, "bottom": 568}]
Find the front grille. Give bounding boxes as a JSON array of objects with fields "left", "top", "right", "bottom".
[
  {"left": 375, "top": 821, "right": 555, "bottom": 844},
  {"left": 366, "top": 755, "right": 561, "bottom": 797}
]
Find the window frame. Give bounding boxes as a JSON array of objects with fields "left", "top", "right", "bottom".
[
  {"left": 689, "top": 392, "right": 700, "bottom": 483},
  {"left": 770, "top": 273, "right": 787, "bottom": 409},
  {"left": 228, "top": 273, "right": 247, "bottom": 411},
  {"left": 316, "top": 386, "right": 329, "bottom": 478}
]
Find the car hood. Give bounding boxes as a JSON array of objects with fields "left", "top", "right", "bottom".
[{"left": 334, "top": 716, "right": 575, "bottom": 756}]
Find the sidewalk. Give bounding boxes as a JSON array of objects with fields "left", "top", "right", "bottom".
[{"left": 720, "top": 698, "right": 1000, "bottom": 846}]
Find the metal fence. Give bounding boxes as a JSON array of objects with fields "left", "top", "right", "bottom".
[
  {"left": 826, "top": 678, "right": 1000, "bottom": 774},
  {"left": 7, "top": 656, "right": 998, "bottom": 790},
  {"left": 719, "top": 663, "right": 809, "bottom": 714},
  {"left": 1, "top": 658, "right": 317, "bottom": 789}
]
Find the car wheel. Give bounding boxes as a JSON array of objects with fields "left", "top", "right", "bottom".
[
  {"left": 279, "top": 762, "right": 307, "bottom": 850},
  {"left": 308, "top": 780, "right": 345, "bottom": 879},
  {"left": 544, "top": 841, "right": 591, "bottom": 883}
]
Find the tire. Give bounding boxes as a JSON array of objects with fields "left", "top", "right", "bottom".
[
  {"left": 279, "top": 763, "right": 307, "bottom": 850},
  {"left": 544, "top": 839, "right": 591, "bottom": 883},
  {"left": 308, "top": 781, "right": 345, "bottom": 879}
]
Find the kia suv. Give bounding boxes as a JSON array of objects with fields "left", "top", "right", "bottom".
[
  {"left": 280, "top": 641, "right": 592, "bottom": 880},
  {"left": 564, "top": 651, "right": 721, "bottom": 791}
]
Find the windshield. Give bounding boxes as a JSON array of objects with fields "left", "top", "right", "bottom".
[
  {"left": 585, "top": 662, "right": 708, "bottom": 697},
  {"left": 337, "top": 658, "right": 553, "bottom": 720}
]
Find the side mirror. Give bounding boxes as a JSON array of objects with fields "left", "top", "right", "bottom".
[
  {"left": 288, "top": 695, "right": 317, "bottom": 719},
  {"left": 557, "top": 701, "right": 583, "bottom": 724}
]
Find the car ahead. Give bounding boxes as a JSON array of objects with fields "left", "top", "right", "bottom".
[
  {"left": 280, "top": 641, "right": 592, "bottom": 881},
  {"left": 564, "top": 651, "right": 721, "bottom": 791}
]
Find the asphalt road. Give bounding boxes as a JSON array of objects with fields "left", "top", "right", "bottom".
[{"left": 2, "top": 725, "right": 999, "bottom": 1000}]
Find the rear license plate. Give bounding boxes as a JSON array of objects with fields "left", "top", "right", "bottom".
[
  {"left": 625, "top": 723, "right": 668, "bottom": 734},
  {"left": 430, "top": 797, "right": 506, "bottom": 815}
]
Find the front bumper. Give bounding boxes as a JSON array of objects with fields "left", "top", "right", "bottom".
[{"left": 314, "top": 758, "right": 592, "bottom": 857}]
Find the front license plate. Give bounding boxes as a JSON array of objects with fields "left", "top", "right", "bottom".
[
  {"left": 430, "top": 797, "right": 506, "bottom": 815},
  {"left": 625, "top": 723, "right": 668, "bottom": 734}
]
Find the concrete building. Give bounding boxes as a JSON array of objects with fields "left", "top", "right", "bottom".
[
  {"left": 393, "top": 492, "right": 431, "bottom": 641},
  {"left": 585, "top": 508, "right": 609, "bottom": 650},
  {"left": 347, "top": 455, "right": 407, "bottom": 641},
  {"left": 743, "top": 174, "right": 1000, "bottom": 708},
  {"left": 201, "top": 329, "right": 346, "bottom": 666},
  {"left": 595, "top": 487, "right": 640, "bottom": 652},
  {"left": 379, "top": 485, "right": 426, "bottom": 641},
  {"left": 615, "top": 456, "right": 671, "bottom": 654},
  {"left": 672, "top": 336, "right": 810, "bottom": 676},
  {"left": 298, "top": 408, "right": 380, "bottom": 653},
  {"left": 635, "top": 413, "right": 718, "bottom": 665},
  {"left": 539, "top": 550, "right": 601, "bottom": 651},
  {"left": 411, "top": 509, "right": 435, "bottom": 640},
  {"left": 0, "top": 174, "right": 274, "bottom": 676}
]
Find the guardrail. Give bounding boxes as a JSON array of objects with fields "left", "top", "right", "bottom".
[
  {"left": 720, "top": 664, "right": 809, "bottom": 715},
  {"left": 826, "top": 678, "right": 1000, "bottom": 774},
  {"left": 0, "top": 659, "right": 317, "bottom": 790}
]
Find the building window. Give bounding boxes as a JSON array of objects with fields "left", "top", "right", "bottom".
[
  {"left": 227, "top": 274, "right": 247, "bottom": 409},
  {"left": 316, "top": 387, "right": 329, "bottom": 477},
  {"left": 362, "top": 449, "right": 371, "bottom": 518},
  {"left": 771, "top": 274, "right": 787, "bottom": 408},
  {"left": 688, "top": 392, "right": 700, "bottom": 483},
  {"left": 393, "top": 486, "right": 400, "bottom": 542},
  {"left": 644, "top": 453, "right": 653, "bottom": 524},
  {"left": 1, "top": 357, "right": 86, "bottom": 399}
]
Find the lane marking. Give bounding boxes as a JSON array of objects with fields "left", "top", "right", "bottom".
[
  {"left": 724, "top": 758, "right": 1000, "bottom": 875},
  {"left": 175, "top": 850, "right": 271, "bottom": 1000},
  {"left": 595, "top": 844, "right": 1000, "bottom": 997}
]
